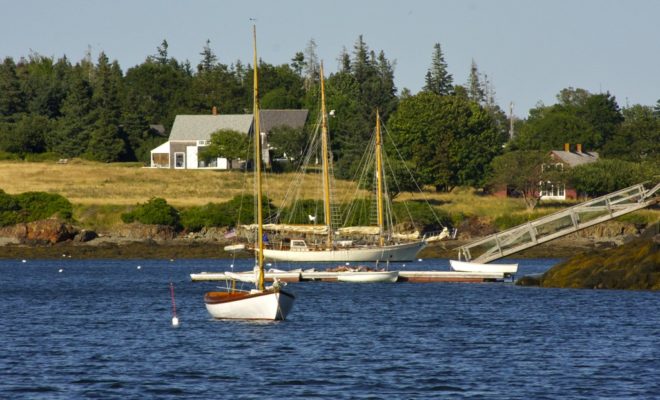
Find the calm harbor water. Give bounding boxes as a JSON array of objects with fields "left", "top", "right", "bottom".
[{"left": 0, "top": 257, "right": 658, "bottom": 399}]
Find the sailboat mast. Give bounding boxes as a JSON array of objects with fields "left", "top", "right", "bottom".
[
  {"left": 252, "top": 25, "right": 265, "bottom": 291},
  {"left": 375, "top": 110, "right": 385, "bottom": 246},
  {"left": 319, "top": 62, "right": 333, "bottom": 248}
]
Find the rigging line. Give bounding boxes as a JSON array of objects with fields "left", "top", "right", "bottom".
[
  {"left": 275, "top": 114, "right": 322, "bottom": 223},
  {"left": 381, "top": 123, "right": 446, "bottom": 228},
  {"left": 342, "top": 132, "right": 377, "bottom": 227}
]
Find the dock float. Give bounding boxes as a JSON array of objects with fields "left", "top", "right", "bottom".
[{"left": 190, "top": 270, "right": 506, "bottom": 283}]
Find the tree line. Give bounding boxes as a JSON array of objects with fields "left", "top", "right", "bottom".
[{"left": 0, "top": 37, "right": 658, "bottom": 197}]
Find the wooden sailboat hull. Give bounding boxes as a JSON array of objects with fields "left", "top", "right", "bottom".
[
  {"left": 204, "top": 289, "right": 295, "bottom": 320},
  {"left": 336, "top": 270, "right": 399, "bottom": 283},
  {"left": 449, "top": 260, "right": 518, "bottom": 274},
  {"left": 262, "top": 240, "right": 427, "bottom": 262}
]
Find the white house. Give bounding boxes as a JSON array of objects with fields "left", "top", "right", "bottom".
[{"left": 150, "top": 109, "right": 308, "bottom": 169}]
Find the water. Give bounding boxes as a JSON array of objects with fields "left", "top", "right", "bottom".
[{"left": 0, "top": 258, "right": 658, "bottom": 399}]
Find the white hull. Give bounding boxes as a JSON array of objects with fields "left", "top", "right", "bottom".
[
  {"left": 263, "top": 241, "right": 426, "bottom": 262},
  {"left": 449, "top": 260, "right": 518, "bottom": 274},
  {"left": 336, "top": 270, "right": 399, "bottom": 283},
  {"left": 205, "top": 289, "right": 295, "bottom": 320}
]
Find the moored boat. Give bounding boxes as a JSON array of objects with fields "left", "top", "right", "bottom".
[{"left": 449, "top": 259, "right": 518, "bottom": 274}]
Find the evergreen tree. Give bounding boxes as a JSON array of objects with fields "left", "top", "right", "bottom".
[
  {"left": 153, "top": 39, "right": 169, "bottom": 65},
  {"left": 198, "top": 39, "right": 218, "bottom": 73},
  {"left": 87, "top": 53, "right": 125, "bottom": 161},
  {"left": 303, "top": 39, "right": 320, "bottom": 90},
  {"left": 0, "top": 57, "right": 24, "bottom": 119},
  {"left": 423, "top": 43, "right": 453, "bottom": 95},
  {"left": 49, "top": 66, "right": 93, "bottom": 157},
  {"left": 467, "top": 59, "right": 485, "bottom": 103}
]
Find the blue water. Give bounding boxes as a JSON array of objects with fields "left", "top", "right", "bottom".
[{"left": 0, "top": 258, "right": 658, "bottom": 399}]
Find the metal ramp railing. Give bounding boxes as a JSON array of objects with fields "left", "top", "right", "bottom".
[{"left": 458, "top": 181, "right": 660, "bottom": 264}]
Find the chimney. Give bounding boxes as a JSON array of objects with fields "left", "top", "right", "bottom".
[
  {"left": 576, "top": 143, "right": 582, "bottom": 153},
  {"left": 212, "top": 106, "right": 218, "bottom": 116},
  {"left": 564, "top": 143, "right": 570, "bottom": 152}
]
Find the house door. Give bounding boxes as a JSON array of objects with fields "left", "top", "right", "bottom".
[
  {"left": 174, "top": 152, "right": 185, "bottom": 169},
  {"left": 186, "top": 146, "right": 198, "bottom": 169}
]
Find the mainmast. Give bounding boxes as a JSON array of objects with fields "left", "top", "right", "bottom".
[
  {"left": 252, "top": 25, "right": 265, "bottom": 291},
  {"left": 319, "top": 62, "right": 333, "bottom": 248},
  {"left": 375, "top": 110, "right": 385, "bottom": 246}
]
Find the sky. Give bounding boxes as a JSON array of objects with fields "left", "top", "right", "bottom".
[{"left": 2, "top": 0, "right": 659, "bottom": 117}]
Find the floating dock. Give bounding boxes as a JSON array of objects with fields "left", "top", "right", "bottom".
[{"left": 190, "top": 270, "right": 506, "bottom": 283}]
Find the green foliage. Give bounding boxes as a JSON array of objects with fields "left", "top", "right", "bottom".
[
  {"left": 267, "top": 125, "right": 308, "bottom": 162},
  {"left": 489, "top": 150, "right": 556, "bottom": 209},
  {"left": 180, "top": 195, "right": 273, "bottom": 231},
  {"left": 23, "top": 152, "right": 62, "bottom": 162},
  {"left": 423, "top": 43, "right": 453, "bottom": 96},
  {"left": 513, "top": 88, "right": 624, "bottom": 151},
  {"left": 199, "top": 129, "right": 249, "bottom": 164},
  {"left": 277, "top": 199, "right": 325, "bottom": 225},
  {"left": 568, "top": 159, "right": 659, "bottom": 197},
  {"left": 602, "top": 105, "right": 660, "bottom": 163},
  {"left": 388, "top": 92, "right": 505, "bottom": 190},
  {"left": 0, "top": 191, "right": 73, "bottom": 225},
  {"left": 493, "top": 211, "right": 552, "bottom": 230},
  {"left": 121, "top": 197, "right": 180, "bottom": 228}
]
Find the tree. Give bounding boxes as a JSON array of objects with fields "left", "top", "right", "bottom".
[
  {"left": 569, "top": 159, "right": 659, "bottom": 197},
  {"left": 267, "top": 125, "right": 308, "bottom": 162},
  {"left": 49, "top": 66, "right": 94, "bottom": 157},
  {"left": 602, "top": 105, "right": 659, "bottom": 163},
  {"left": 489, "top": 150, "right": 558, "bottom": 209},
  {"left": 198, "top": 39, "right": 218, "bottom": 73},
  {"left": 466, "top": 59, "right": 485, "bottom": 103},
  {"left": 86, "top": 53, "right": 125, "bottom": 162},
  {"left": 423, "top": 43, "right": 453, "bottom": 96},
  {"left": 199, "top": 129, "right": 249, "bottom": 165},
  {"left": 388, "top": 91, "right": 506, "bottom": 191},
  {"left": 0, "top": 57, "right": 25, "bottom": 119}
]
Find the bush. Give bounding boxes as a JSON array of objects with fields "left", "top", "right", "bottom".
[
  {"left": 569, "top": 159, "right": 659, "bottom": 197},
  {"left": 121, "top": 197, "right": 180, "bottom": 228},
  {"left": 180, "top": 195, "right": 272, "bottom": 231},
  {"left": 14, "top": 192, "right": 73, "bottom": 221},
  {"left": 0, "top": 151, "right": 21, "bottom": 161}
]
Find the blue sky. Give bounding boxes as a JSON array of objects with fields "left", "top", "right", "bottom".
[{"left": 2, "top": 0, "right": 658, "bottom": 116}]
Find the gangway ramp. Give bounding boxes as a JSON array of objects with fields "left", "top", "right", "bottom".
[{"left": 457, "top": 182, "right": 659, "bottom": 264}]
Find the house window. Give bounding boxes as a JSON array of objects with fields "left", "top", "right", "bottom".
[
  {"left": 174, "top": 152, "right": 185, "bottom": 169},
  {"left": 197, "top": 140, "right": 208, "bottom": 146},
  {"left": 540, "top": 182, "right": 565, "bottom": 198}
]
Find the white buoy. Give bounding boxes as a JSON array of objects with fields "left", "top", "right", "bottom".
[
  {"left": 169, "top": 259, "right": 174, "bottom": 262},
  {"left": 345, "top": 262, "right": 350, "bottom": 266},
  {"left": 22, "top": 259, "right": 27, "bottom": 263},
  {"left": 58, "top": 268, "right": 63, "bottom": 273},
  {"left": 137, "top": 266, "right": 141, "bottom": 270},
  {"left": 172, "top": 316, "right": 179, "bottom": 327},
  {"left": 418, "top": 258, "right": 423, "bottom": 262}
]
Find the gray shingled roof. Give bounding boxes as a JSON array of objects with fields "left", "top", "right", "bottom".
[
  {"left": 168, "top": 110, "right": 309, "bottom": 141},
  {"left": 550, "top": 150, "right": 599, "bottom": 167},
  {"left": 169, "top": 115, "right": 254, "bottom": 141},
  {"left": 259, "top": 109, "right": 309, "bottom": 133}
]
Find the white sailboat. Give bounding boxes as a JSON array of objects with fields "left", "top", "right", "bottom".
[
  {"left": 204, "top": 26, "right": 295, "bottom": 321},
  {"left": 254, "top": 72, "right": 430, "bottom": 262}
]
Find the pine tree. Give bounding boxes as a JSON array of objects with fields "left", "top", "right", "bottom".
[
  {"left": 198, "top": 39, "right": 218, "bottom": 73},
  {"left": 49, "top": 66, "right": 93, "bottom": 157},
  {"left": 303, "top": 39, "right": 320, "bottom": 90},
  {"left": 87, "top": 53, "right": 125, "bottom": 162},
  {"left": 423, "top": 43, "right": 453, "bottom": 95},
  {"left": 0, "top": 57, "right": 24, "bottom": 119},
  {"left": 467, "top": 59, "right": 485, "bottom": 103}
]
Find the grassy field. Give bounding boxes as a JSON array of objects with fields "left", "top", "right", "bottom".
[{"left": 1, "top": 159, "right": 656, "bottom": 231}]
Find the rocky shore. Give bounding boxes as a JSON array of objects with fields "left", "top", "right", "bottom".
[
  {"left": 0, "top": 218, "right": 650, "bottom": 260},
  {"left": 517, "top": 224, "right": 659, "bottom": 290}
]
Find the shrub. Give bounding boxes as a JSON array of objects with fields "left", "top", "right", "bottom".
[
  {"left": 180, "top": 195, "right": 272, "bottom": 231},
  {"left": 14, "top": 192, "right": 73, "bottom": 221},
  {"left": 121, "top": 197, "right": 180, "bottom": 228}
]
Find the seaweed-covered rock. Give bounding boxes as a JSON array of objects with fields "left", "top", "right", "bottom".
[{"left": 539, "top": 227, "right": 659, "bottom": 290}]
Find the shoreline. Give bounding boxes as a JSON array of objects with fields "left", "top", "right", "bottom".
[{"left": 0, "top": 235, "right": 614, "bottom": 260}]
